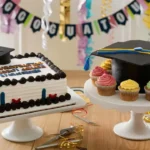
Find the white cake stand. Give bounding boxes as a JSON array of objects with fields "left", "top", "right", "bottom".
[
  {"left": 84, "top": 79, "right": 150, "bottom": 140},
  {"left": 0, "top": 87, "right": 86, "bottom": 142}
]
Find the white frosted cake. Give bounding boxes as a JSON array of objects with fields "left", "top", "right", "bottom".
[{"left": 0, "top": 49, "right": 72, "bottom": 115}]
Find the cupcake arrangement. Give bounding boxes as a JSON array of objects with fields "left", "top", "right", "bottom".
[{"left": 90, "top": 65, "right": 150, "bottom": 102}]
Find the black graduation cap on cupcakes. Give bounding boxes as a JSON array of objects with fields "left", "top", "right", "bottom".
[
  {"left": 84, "top": 40, "right": 150, "bottom": 93},
  {"left": 0, "top": 47, "right": 14, "bottom": 64}
]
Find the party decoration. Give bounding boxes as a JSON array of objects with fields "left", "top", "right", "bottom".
[
  {"left": 143, "top": 3, "right": 150, "bottom": 29},
  {"left": 1, "top": 0, "right": 20, "bottom": 34},
  {"left": 65, "top": 24, "right": 76, "bottom": 40},
  {"left": 98, "top": 17, "right": 111, "bottom": 33},
  {"left": 59, "top": 0, "right": 70, "bottom": 41},
  {"left": 85, "top": 0, "right": 93, "bottom": 70},
  {"left": 82, "top": 22, "right": 93, "bottom": 37},
  {"left": 2, "top": 0, "right": 16, "bottom": 14},
  {"left": 77, "top": 1, "right": 87, "bottom": 66},
  {"left": 128, "top": 0, "right": 141, "bottom": 15},
  {"left": 86, "top": 0, "right": 92, "bottom": 19},
  {"left": 0, "top": 0, "right": 147, "bottom": 39},
  {"left": 93, "top": 20, "right": 101, "bottom": 34},
  {"left": 41, "top": 0, "right": 53, "bottom": 50},
  {"left": 47, "top": 22, "right": 59, "bottom": 38},
  {"left": 30, "top": 16, "right": 41, "bottom": 32},
  {"left": 113, "top": 10, "right": 128, "bottom": 25},
  {"left": 107, "top": 0, "right": 114, "bottom": 45},
  {"left": 15, "top": 8, "right": 29, "bottom": 24}
]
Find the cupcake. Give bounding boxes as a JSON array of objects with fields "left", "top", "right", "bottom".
[
  {"left": 144, "top": 81, "right": 150, "bottom": 101},
  {"left": 89, "top": 66, "right": 107, "bottom": 86},
  {"left": 118, "top": 79, "right": 140, "bottom": 101},
  {"left": 100, "top": 59, "right": 112, "bottom": 74},
  {"left": 95, "top": 73, "right": 116, "bottom": 96}
]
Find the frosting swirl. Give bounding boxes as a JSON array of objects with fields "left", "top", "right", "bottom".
[
  {"left": 146, "top": 81, "right": 150, "bottom": 89},
  {"left": 92, "top": 66, "right": 106, "bottom": 76},
  {"left": 97, "top": 74, "right": 116, "bottom": 86},
  {"left": 120, "top": 79, "right": 139, "bottom": 90}
]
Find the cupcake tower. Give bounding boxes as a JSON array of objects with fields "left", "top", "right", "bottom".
[{"left": 90, "top": 66, "right": 150, "bottom": 102}]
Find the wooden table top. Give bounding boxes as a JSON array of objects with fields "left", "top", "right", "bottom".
[{"left": 0, "top": 71, "right": 150, "bottom": 150}]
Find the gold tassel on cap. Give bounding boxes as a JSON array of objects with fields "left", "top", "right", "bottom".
[{"left": 59, "top": 0, "right": 70, "bottom": 41}]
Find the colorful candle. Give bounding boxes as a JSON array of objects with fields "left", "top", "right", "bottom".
[
  {"left": 1, "top": 92, "right": 5, "bottom": 105},
  {"left": 42, "top": 88, "right": 46, "bottom": 100}
]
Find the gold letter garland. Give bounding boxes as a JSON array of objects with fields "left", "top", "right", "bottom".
[{"left": 59, "top": 0, "right": 70, "bottom": 41}]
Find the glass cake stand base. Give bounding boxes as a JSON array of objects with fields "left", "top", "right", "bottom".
[
  {"left": 84, "top": 79, "right": 150, "bottom": 140},
  {"left": 2, "top": 119, "right": 43, "bottom": 142}
]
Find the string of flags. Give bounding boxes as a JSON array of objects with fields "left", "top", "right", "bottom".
[{"left": 1, "top": 0, "right": 150, "bottom": 40}]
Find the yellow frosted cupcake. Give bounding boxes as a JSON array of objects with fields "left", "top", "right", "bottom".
[
  {"left": 118, "top": 79, "right": 140, "bottom": 101},
  {"left": 100, "top": 59, "right": 112, "bottom": 74},
  {"left": 144, "top": 81, "right": 150, "bottom": 101}
]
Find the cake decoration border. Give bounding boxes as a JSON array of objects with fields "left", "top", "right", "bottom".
[
  {"left": 0, "top": 52, "right": 66, "bottom": 87},
  {"left": 0, "top": 93, "right": 71, "bottom": 113}
]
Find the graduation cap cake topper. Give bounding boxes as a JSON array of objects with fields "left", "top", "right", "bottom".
[
  {"left": 84, "top": 40, "right": 150, "bottom": 93},
  {"left": 0, "top": 47, "right": 14, "bottom": 65}
]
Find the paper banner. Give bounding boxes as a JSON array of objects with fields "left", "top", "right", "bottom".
[
  {"left": 0, "top": 0, "right": 147, "bottom": 40},
  {"left": 76, "top": 24, "right": 83, "bottom": 37},
  {"left": 47, "top": 22, "right": 59, "bottom": 38},
  {"left": 128, "top": 0, "right": 141, "bottom": 15},
  {"left": 98, "top": 17, "right": 111, "bottom": 33},
  {"left": 65, "top": 24, "right": 76, "bottom": 40},
  {"left": 30, "top": 16, "right": 41, "bottom": 32},
  {"left": 109, "top": 15, "right": 117, "bottom": 28},
  {"left": 24, "top": 13, "right": 33, "bottom": 27},
  {"left": 15, "top": 8, "right": 29, "bottom": 24},
  {"left": 2, "top": 0, "right": 16, "bottom": 14},
  {"left": 113, "top": 10, "right": 128, "bottom": 25},
  {"left": 127, "top": 7, "right": 135, "bottom": 19},
  {"left": 93, "top": 20, "right": 101, "bottom": 34},
  {"left": 82, "top": 22, "right": 93, "bottom": 37}
]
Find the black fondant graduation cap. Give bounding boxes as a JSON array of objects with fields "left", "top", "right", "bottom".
[
  {"left": 84, "top": 40, "right": 150, "bottom": 93},
  {"left": 0, "top": 47, "right": 14, "bottom": 64},
  {"left": 91, "top": 40, "right": 150, "bottom": 66}
]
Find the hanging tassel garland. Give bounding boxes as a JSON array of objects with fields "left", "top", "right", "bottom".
[
  {"left": 59, "top": 0, "right": 70, "bottom": 41},
  {"left": 77, "top": 1, "right": 87, "bottom": 66},
  {"left": 42, "top": 0, "right": 53, "bottom": 50},
  {"left": 0, "top": 0, "right": 21, "bottom": 34},
  {"left": 84, "top": 0, "right": 93, "bottom": 70}
]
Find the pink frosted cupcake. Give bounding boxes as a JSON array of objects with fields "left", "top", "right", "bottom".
[
  {"left": 95, "top": 74, "right": 116, "bottom": 96},
  {"left": 89, "top": 66, "right": 107, "bottom": 86}
]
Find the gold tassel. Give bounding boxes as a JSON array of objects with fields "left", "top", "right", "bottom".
[{"left": 59, "top": 0, "right": 70, "bottom": 41}]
